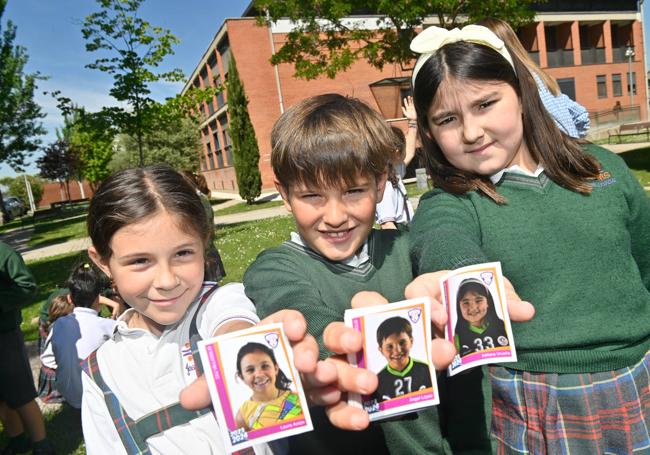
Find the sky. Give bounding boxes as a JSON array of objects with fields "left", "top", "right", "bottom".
[
  {"left": 0, "top": 0, "right": 251, "bottom": 178},
  {"left": 2, "top": 2, "right": 650, "bottom": 178}
]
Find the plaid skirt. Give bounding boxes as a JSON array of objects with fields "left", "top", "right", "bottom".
[
  {"left": 490, "top": 350, "right": 650, "bottom": 454},
  {"left": 37, "top": 365, "right": 64, "bottom": 404}
]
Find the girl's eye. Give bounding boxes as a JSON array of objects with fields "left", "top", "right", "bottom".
[
  {"left": 176, "top": 249, "right": 194, "bottom": 258},
  {"left": 478, "top": 99, "right": 496, "bottom": 110},
  {"left": 437, "top": 116, "right": 455, "bottom": 126},
  {"left": 245, "top": 367, "right": 255, "bottom": 374}
]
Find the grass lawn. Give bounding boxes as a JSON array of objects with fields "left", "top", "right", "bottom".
[
  {"left": 619, "top": 147, "right": 650, "bottom": 187},
  {"left": 28, "top": 215, "right": 87, "bottom": 249},
  {"left": 216, "top": 215, "right": 295, "bottom": 282},
  {"left": 215, "top": 199, "right": 284, "bottom": 215}
]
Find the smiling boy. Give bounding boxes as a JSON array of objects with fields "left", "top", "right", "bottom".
[
  {"left": 374, "top": 317, "right": 432, "bottom": 402},
  {"left": 243, "top": 94, "right": 449, "bottom": 455}
]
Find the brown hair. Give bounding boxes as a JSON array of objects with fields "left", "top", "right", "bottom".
[
  {"left": 477, "top": 17, "right": 560, "bottom": 95},
  {"left": 46, "top": 294, "right": 74, "bottom": 331},
  {"left": 271, "top": 93, "right": 398, "bottom": 191},
  {"left": 412, "top": 38, "right": 600, "bottom": 203},
  {"left": 87, "top": 164, "right": 210, "bottom": 259}
]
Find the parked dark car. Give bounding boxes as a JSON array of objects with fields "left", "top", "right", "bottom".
[{"left": 3, "top": 197, "right": 26, "bottom": 220}]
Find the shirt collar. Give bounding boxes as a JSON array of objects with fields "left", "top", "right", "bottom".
[
  {"left": 490, "top": 163, "right": 545, "bottom": 184},
  {"left": 289, "top": 231, "right": 370, "bottom": 267},
  {"left": 73, "top": 307, "right": 99, "bottom": 316}
]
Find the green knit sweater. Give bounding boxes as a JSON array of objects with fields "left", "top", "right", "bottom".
[
  {"left": 245, "top": 230, "right": 491, "bottom": 454},
  {"left": 410, "top": 144, "right": 650, "bottom": 374},
  {"left": 0, "top": 241, "right": 37, "bottom": 332}
]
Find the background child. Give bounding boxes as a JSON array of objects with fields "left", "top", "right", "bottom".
[
  {"left": 375, "top": 97, "right": 417, "bottom": 229},
  {"left": 244, "top": 93, "right": 465, "bottom": 454},
  {"left": 409, "top": 23, "right": 650, "bottom": 453},
  {"left": 235, "top": 342, "right": 303, "bottom": 431},
  {"left": 453, "top": 278, "right": 508, "bottom": 357},
  {"left": 37, "top": 290, "right": 73, "bottom": 404},
  {"left": 40, "top": 262, "right": 118, "bottom": 409},
  {"left": 0, "top": 240, "right": 55, "bottom": 455},
  {"left": 374, "top": 317, "right": 431, "bottom": 402}
]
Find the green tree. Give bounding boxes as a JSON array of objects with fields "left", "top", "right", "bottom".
[
  {"left": 70, "top": 110, "right": 115, "bottom": 190},
  {"left": 3, "top": 174, "right": 43, "bottom": 208},
  {"left": 256, "top": 0, "right": 537, "bottom": 79},
  {"left": 81, "top": 0, "right": 185, "bottom": 165},
  {"left": 110, "top": 115, "right": 201, "bottom": 172},
  {"left": 227, "top": 55, "right": 261, "bottom": 204},
  {"left": 0, "top": 0, "right": 45, "bottom": 222}
]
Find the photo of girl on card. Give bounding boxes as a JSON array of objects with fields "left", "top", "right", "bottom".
[
  {"left": 440, "top": 262, "right": 517, "bottom": 376},
  {"left": 235, "top": 342, "right": 304, "bottom": 431},
  {"left": 454, "top": 278, "right": 509, "bottom": 357}
]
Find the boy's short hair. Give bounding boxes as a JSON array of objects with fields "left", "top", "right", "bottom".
[
  {"left": 271, "top": 93, "right": 399, "bottom": 191},
  {"left": 376, "top": 316, "right": 413, "bottom": 346}
]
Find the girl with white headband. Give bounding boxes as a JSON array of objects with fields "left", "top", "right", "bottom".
[{"left": 409, "top": 24, "right": 650, "bottom": 454}]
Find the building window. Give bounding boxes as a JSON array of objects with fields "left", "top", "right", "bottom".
[
  {"left": 596, "top": 75, "right": 607, "bottom": 98},
  {"left": 206, "top": 142, "right": 215, "bottom": 169},
  {"left": 612, "top": 74, "right": 622, "bottom": 97},
  {"left": 557, "top": 78, "right": 576, "bottom": 101},
  {"left": 219, "top": 115, "right": 232, "bottom": 165},
  {"left": 627, "top": 72, "right": 637, "bottom": 96}
]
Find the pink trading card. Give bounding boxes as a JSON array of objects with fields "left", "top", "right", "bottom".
[
  {"left": 440, "top": 262, "right": 517, "bottom": 376},
  {"left": 198, "top": 323, "right": 312, "bottom": 452},
  {"left": 344, "top": 298, "right": 439, "bottom": 421}
]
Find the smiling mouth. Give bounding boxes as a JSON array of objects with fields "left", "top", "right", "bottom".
[
  {"left": 321, "top": 228, "right": 354, "bottom": 242},
  {"left": 467, "top": 141, "right": 495, "bottom": 154},
  {"left": 253, "top": 377, "right": 270, "bottom": 388},
  {"left": 149, "top": 290, "right": 186, "bottom": 308}
]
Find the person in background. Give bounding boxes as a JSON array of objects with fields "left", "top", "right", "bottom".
[{"left": 0, "top": 241, "right": 55, "bottom": 454}]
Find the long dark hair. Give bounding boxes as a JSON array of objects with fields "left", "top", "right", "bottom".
[
  {"left": 236, "top": 342, "right": 292, "bottom": 391},
  {"left": 87, "top": 164, "right": 210, "bottom": 259},
  {"left": 412, "top": 40, "right": 600, "bottom": 203},
  {"left": 454, "top": 278, "right": 501, "bottom": 335}
]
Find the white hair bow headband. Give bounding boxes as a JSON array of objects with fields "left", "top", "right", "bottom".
[{"left": 410, "top": 24, "right": 516, "bottom": 86}]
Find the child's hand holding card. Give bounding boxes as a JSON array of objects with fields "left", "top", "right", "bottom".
[{"left": 439, "top": 262, "right": 517, "bottom": 376}]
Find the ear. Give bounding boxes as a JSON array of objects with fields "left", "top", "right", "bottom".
[
  {"left": 375, "top": 171, "right": 388, "bottom": 203},
  {"left": 88, "top": 246, "right": 111, "bottom": 279},
  {"left": 66, "top": 294, "right": 73, "bottom": 304},
  {"left": 275, "top": 180, "right": 293, "bottom": 213}
]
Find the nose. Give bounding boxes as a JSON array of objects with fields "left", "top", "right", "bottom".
[
  {"left": 462, "top": 115, "right": 484, "bottom": 144},
  {"left": 322, "top": 197, "right": 348, "bottom": 227},
  {"left": 154, "top": 263, "right": 179, "bottom": 290}
]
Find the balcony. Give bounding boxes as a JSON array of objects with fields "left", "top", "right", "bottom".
[
  {"left": 580, "top": 47, "right": 606, "bottom": 65},
  {"left": 547, "top": 49, "right": 574, "bottom": 67}
]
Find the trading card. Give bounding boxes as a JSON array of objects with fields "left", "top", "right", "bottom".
[
  {"left": 440, "top": 262, "right": 517, "bottom": 376},
  {"left": 344, "top": 298, "right": 439, "bottom": 421},
  {"left": 198, "top": 323, "right": 312, "bottom": 452}
]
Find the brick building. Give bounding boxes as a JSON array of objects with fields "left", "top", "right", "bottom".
[{"left": 184, "top": 0, "right": 647, "bottom": 193}]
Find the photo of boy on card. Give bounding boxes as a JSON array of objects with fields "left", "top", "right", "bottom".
[
  {"left": 235, "top": 341, "right": 304, "bottom": 431},
  {"left": 454, "top": 278, "right": 509, "bottom": 357},
  {"left": 374, "top": 316, "right": 432, "bottom": 402}
]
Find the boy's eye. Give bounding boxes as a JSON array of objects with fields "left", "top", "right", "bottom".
[
  {"left": 128, "top": 257, "right": 149, "bottom": 266},
  {"left": 346, "top": 187, "right": 366, "bottom": 196}
]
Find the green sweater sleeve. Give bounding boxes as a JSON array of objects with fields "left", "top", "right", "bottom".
[
  {"left": 410, "top": 190, "right": 488, "bottom": 274},
  {"left": 0, "top": 242, "right": 37, "bottom": 312},
  {"left": 611, "top": 152, "right": 650, "bottom": 290},
  {"left": 244, "top": 247, "right": 343, "bottom": 359}
]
